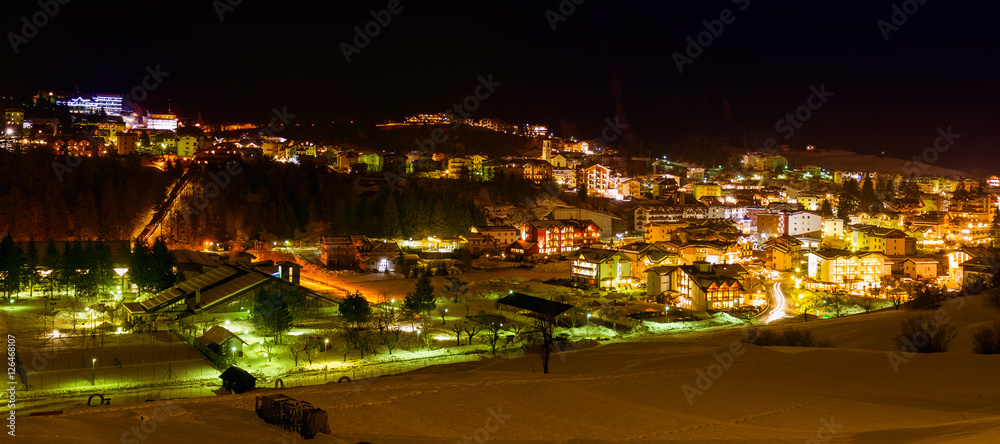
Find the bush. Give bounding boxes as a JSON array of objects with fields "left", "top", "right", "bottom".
[
  {"left": 893, "top": 315, "right": 957, "bottom": 353},
  {"left": 972, "top": 321, "right": 1000, "bottom": 354},
  {"left": 742, "top": 327, "right": 832, "bottom": 347},
  {"left": 986, "top": 291, "right": 1000, "bottom": 311},
  {"left": 904, "top": 287, "right": 944, "bottom": 310}
]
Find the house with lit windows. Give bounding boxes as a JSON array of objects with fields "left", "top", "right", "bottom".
[
  {"left": 619, "top": 242, "right": 682, "bottom": 280},
  {"left": 571, "top": 248, "right": 634, "bottom": 288},
  {"left": 506, "top": 219, "right": 601, "bottom": 260},
  {"left": 646, "top": 262, "right": 748, "bottom": 311},
  {"left": 850, "top": 226, "right": 916, "bottom": 256},
  {"left": 804, "top": 249, "right": 892, "bottom": 291}
]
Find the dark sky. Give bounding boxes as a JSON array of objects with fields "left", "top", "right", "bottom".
[{"left": 2, "top": 0, "right": 998, "bottom": 170}]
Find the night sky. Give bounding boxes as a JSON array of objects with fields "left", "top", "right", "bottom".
[{"left": 2, "top": 0, "right": 998, "bottom": 170}]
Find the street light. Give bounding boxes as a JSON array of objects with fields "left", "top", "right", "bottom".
[
  {"left": 114, "top": 267, "right": 129, "bottom": 297},
  {"left": 587, "top": 313, "right": 592, "bottom": 340},
  {"left": 91, "top": 358, "right": 96, "bottom": 385}
]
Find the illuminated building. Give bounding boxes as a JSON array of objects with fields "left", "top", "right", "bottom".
[
  {"left": 901, "top": 258, "right": 939, "bottom": 280},
  {"left": 116, "top": 132, "right": 138, "bottom": 155},
  {"left": 647, "top": 262, "right": 748, "bottom": 310},
  {"left": 572, "top": 248, "right": 634, "bottom": 288},
  {"left": 469, "top": 226, "right": 518, "bottom": 250},
  {"left": 145, "top": 112, "right": 178, "bottom": 131},
  {"left": 4, "top": 108, "right": 24, "bottom": 135},
  {"left": 692, "top": 183, "right": 722, "bottom": 200},
  {"left": 56, "top": 94, "right": 124, "bottom": 116},
  {"left": 524, "top": 124, "right": 547, "bottom": 138},
  {"left": 805, "top": 249, "right": 892, "bottom": 290},
  {"left": 510, "top": 219, "right": 601, "bottom": 259}
]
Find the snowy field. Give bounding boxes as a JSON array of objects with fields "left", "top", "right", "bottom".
[{"left": 14, "top": 293, "right": 1000, "bottom": 443}]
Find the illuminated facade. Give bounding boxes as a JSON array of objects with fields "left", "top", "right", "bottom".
[
  {"left": 145, "top": 112, "right": 178, "bottom": 131},
  {"left": 56, "top": 94, "right": 124, "bottom": 116},
  {"left": 805, "top": 249, "right": 891, "bottom": 289},
  {"left": 571, "top": 248, "right": 633, "bottom": 288},
  {"left": 692, "top": 183, "right": 722, "bottom": 200},
  {"left": 646, "top": 262, "right": 748, "bottom": 310},
  {"left": 517, "top": 219, "right": 601, "bottom": 256}
]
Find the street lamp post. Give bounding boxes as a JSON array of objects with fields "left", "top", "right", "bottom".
[
  {"left": 586, "top": 313, "right": 592, "bottom": 340},
  {"left": 91, "top": 358, "right": 96, "bottom": 386},
  {"left": 114, "top": 268, "right": 129, "bottom": 301}
]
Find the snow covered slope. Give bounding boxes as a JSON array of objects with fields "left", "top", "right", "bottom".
[{"left": 17, "top": 295, "right": 1000, "bottom": 443}]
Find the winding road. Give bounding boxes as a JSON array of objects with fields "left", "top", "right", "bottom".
[{"left": 764, "top": 281, "right": 791, "bottom": 324}]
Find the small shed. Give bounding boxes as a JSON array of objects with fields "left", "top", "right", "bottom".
[
  {"left": 220, "top": 365, "right": 257, "bottom": 394},
  {"left": 197, "top": 326, "right": 247, "bottom": 356}
]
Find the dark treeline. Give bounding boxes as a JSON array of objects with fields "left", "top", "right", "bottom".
[
  {"left": 161, "top": 159, "right": 557, "bottom": 245},
  {"left": 0, "top": 234, "right": 175, "bottom": 304},
  {"left": 0, "top": 148, "right": 178, "bottom": 241}
]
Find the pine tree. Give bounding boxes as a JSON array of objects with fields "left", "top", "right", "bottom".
[
  {"left": 250, "top": 286, "right": 294, "bottom": 344},
  {"left": 837, "top": 178, "right": 860, "bottom": 218},
  {"left": 332, "top": 198, "right": 348, "bottom": 235},
  {"left": 24, "top": 238, "right": 38, "bottom": 299},
  {"left": 338, "top": 291, "right": 372, "bottom": 326},
  {"left": 99, "top": 179, "right": 121, "bottom": 240},
  {"left": 149, "top": 237, "right": 177, "bottom": 292},
  {"left": 404, "top": 273, "right": 435, "bottom": 316},
  {"left": 860, "top": 174, "right": 877, "bottom": 212},
  {"left": 820, "top": 200, "right": 833, "bottom": 217},
  {"left": 382, "top": 193, "right": 402, "bottom": 238},
  {"left": 430, "top": 199, "right": 448, "bottom": 236},
  {"left": 953, "top": 182, "right": 969, "bottom": 201},
  {"left": 43, "top": 240, "right": 60, "bottom": 296}
]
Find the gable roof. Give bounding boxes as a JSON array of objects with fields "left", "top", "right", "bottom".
[
  {"left": 576, "top": 247, "right": 632, "bottom": 263},
  {"left": 497, "top": 293, "right": 574, "bottom": 317},
  {"left": 197, "top": 326, "right": 246, "bottom": 347}
]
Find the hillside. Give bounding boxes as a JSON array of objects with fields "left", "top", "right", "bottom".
[
  {"left": 782, "top": 149, "right": 969, "bottom": 177},
  {"left": 17, "top": 294, "right": 1000, "bottom": 443}
]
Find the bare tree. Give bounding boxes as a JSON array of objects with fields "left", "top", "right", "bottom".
[
  {"left": 858, "top": 295, "right": 876, "bottom": 314},
  {"left": 337, "top": 331, "right": 352, "bottom": 361},
  {"left": 438, "top": 306, "right": 448, "bottom": 325},
  {"left": 531, "top": 314, "right": 556, "bottom": 374},
  {"left": 355, "top": 330, "right": 376, "bottom": 359},
  {"left": 261, "top": 340, "right": 276, "bottom": 362},
  {"left": 479, "top": 311, "right": 503, "bottom": 355},
  {"left": 463, "top": 324, "right": 481, "bottom": 346},
  {"left": 286, "top": 338, "right": 303, "bottom": 367},
  {"left": 449, "top": 323, "right": 464, "bottom": 346},
  {"left": 375, "top": 307, "right": 402, "bottom": 355},
  {"left": 383, "top": 325, "right": 401, "bottom": 355},
  {"left": 600, "top": 303, "right": 620, "bottom": 331},
  {"left": 303, "top": 338, "right": 319, "bottom": 364},
  {"left": 377, "top": 289, "right": 393, "bottom": 305},
  {"left": 419, "top": 317, "right": 433, "bottom": 349},
  {"left": 507, "top": 321, "right": 524, "bottom": 337}
]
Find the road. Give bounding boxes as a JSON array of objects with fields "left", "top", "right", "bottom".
[
  {"left": 137, "top": 167, "right": 195, "bottom": 243},
  {"left": 763, "top": 280, "right": 791, "bottom": 324}
]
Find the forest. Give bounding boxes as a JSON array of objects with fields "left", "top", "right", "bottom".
[
  {"left": 0, "top": 148, "right": 180, "bottom": 241},
  {"left": 160, "top": 158, "right": 549, "bottom": 245}
]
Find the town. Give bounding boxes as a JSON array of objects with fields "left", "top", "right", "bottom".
[
  {"left": 3, "top": 1, "right": 1000, "bottom": 442},
  {"left": 2, "top": 91, "right": 999, "bottom": 401}
]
